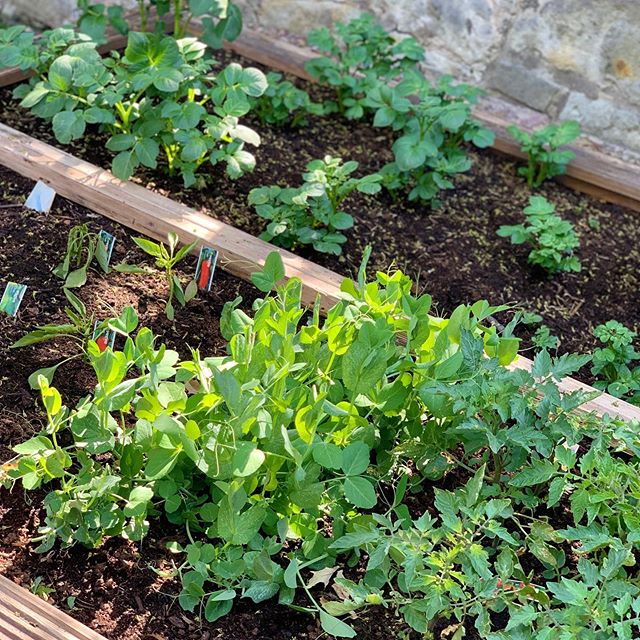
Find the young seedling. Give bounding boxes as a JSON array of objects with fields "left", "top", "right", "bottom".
[
  {"left": 248, "top": 156, "right": 382, "bottom": 255},
  {"left": 11, "top": 291, "right": 138, "bottom": 388},
  {"left": 591, "top": 320, "right": 640, "bottom": 404},
  {"left": 498, "top": 195, "right": 581, "bottom": 274},
  {"left": 53, "top": 224, "right": 111, "bottom": 288},
  {"left": 77, "top": 0, "right": 243, "bottom": 48},
  {"left": 508, "top": 120, "right": 581, "bottom": 188},
  {"left": 250, "top": 71, "right": 324, "bottom": 127},
  {"left": 305, "top": 13, "right": 424, "bottom": 119},
  {"left": 133, "top": 232, "right": 197, "bottom": 320}
]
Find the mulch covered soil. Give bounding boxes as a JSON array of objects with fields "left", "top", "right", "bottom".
[
  {"left": 0, "top": 166, "right": 420, "bottom": 639},
  {"left": 0, "top": 48, "right": 638, "bottom": 370}
]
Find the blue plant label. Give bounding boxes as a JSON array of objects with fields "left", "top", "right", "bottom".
[
  {"left": 195, "top": 246, "right": 219, "bottom": 292},
  {"left": 98, "top": 230, "right": 116, "bottom": 267},
  {"left": 25, "top": 181, "right": 56, "bottom": 213},
  {"left": 92, "top": 320, "right": 116, "bottom": 353},
  {"left": 0, "top": 282, "right": 27, "bottom": 316}
]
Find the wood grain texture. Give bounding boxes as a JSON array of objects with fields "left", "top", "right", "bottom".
[
  {"left": 0, "top": 575, "right": 108, "bottom": 640},
  {"left": 0, "top": 121, "right": 638, "bottom": 422}
]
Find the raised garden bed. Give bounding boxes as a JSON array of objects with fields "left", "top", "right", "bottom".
[{"left": 1, "top": 13, "right": 640, "bottom": 640}]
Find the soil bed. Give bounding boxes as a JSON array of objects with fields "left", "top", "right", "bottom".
[
  {"left": 0, "top": 165, "right": 421, "bottom": 639},
  {"left": 0, "top": 49, "right": 638, "bottom": 375}
]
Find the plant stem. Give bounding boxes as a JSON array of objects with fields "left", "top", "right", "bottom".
[
  {"left": 137, "top": 0, "right": 147, "bottom": 32},
  {"left": 173, "top": 0, "right": 183, "bottom": 37}
]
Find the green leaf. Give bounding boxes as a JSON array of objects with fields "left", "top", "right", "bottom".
[
  {"left": 343, "top": 476, "right": 377, "bottom": 509},
  {"left": 251, "top": 251, "right": 285, "bottom": 292},
  {"left": 509, "top": 459, "right": 557, "bottom": 487},
  {"left": 112, "top": 151, "right": 137, "bottom": 180},
  {"left": 341, "top": 442, "right": 369, "bottom": 476},
  {"left": 312, "top": 442, "right": 343, "bottom": 469},
  {"left": 52, "top": 110, "right": 86, "bottom": 144},
  {"left": 124, "top": 485, "right": 154, "bottom": 517},
  {"left": 319, "top": 611, "right": 356, "bottom": 638},
  {"left": 145, "top": 448, "right": 178, "bottom": 479},
  {"left": 232, "top": 442, "right": 265, "bottom": 477},
  {"left": 204, "top": 596, "right": 233, "bottom": 622}
]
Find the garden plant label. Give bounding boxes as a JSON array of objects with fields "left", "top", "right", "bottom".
[
  {"left": 98, "top": 230, "right": 116, "bottom": 267},
  {"left": 0, "top": 282, "right": 27, "bottom": 316},
  {"left": 92, "top": 320, "right": 116, "bottom": 353},
  {"left": 195, "top": 246, "right": 219, "bottom": 291},
  {"left": 25, "top": 181, "right": 56, "bottom": 213}
]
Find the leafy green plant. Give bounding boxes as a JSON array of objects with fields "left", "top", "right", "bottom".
[
  {"left": 133, "top": 232, "right": 197, "bottom": 320},
  {"left": 53, "top": 224, "right": 111, "bottom": 288},
  {"left": 11, "top": 290, "right": 138, "bottom": 388},
  {"left": 248, "top": 156, "right": 382, "bottom": 255},
  {"left": 591, "top": 320, "right": 640, "bottom": 404},
  {"left": 498, "top": 195, "right": 581, "bottom": 274},
  {"left": 1, "top": 252, "right": 522, "bottom": 636},
  {"left": 0, "top": 28, "right": 267, "bottom": 187},
  {"left": 29, "top": 576, "right": 55, "bottom": 600},
  {"left": 508, "top": 120, "right": 581, "bottom": 188},
  {"left": 305, "top": 13, "right": 424, "bottom": 119},
  {"left": 364, "top": 71, "right": 495, "bottom": 205},
  {"left": 77, "top": 0, "right": 243, "bottom": 49},
  {"left": 532, "top": 324, "right": 560, "bottom": 350},
  {"left": 249, "top": 71, "right": 323, "bottom": 127}
]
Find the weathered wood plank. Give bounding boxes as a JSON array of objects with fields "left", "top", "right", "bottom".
[
  {"left": 0, "top": 575, "right": 108, "bottom": 640},
  {"left": 0, "top": 121, "right": 637, "bottom": 423}
]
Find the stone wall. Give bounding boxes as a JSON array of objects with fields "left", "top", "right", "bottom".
[
  {"left": 235, "top": 0, "right": 640, "bottom": 154},
  {"left": 2, "top": 0, "right": 638, "bottom": 152}
]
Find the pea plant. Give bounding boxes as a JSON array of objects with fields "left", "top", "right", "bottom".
[
  {"left": 305, "top": 13, "right": 424, "bottom": 119},
  {"left": 498, "top": 195, "right": 581, "bottom": 274},
  {"left": 132, "top": 232, "right": 197, "bottom": 320},
  {"left": 364, "top": 71, "right": 495, "bottom": 205},
  {"left": 508, "top": 120, "right": 581, "bottom": 188},
  {"left": 591, "top": 320, "right": 640, "bottom": 404},
  {"left": 77, "top": 0, "right": 243, "bottom": 49},
  {"left": 0, "top": 27, "right": 267, "bottom": 187},
  {"left": 248, "top": 156, "right": 382, "bottom": 255},
  {"left": 249, "top": 71, "right": 324, "bottom": 128}
]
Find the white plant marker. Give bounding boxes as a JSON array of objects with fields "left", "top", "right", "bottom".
[{"left": 25, "top": 181, "right": 57, "bottom": 213}]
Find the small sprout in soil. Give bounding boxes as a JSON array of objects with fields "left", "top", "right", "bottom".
[
  {"left": 132, "top": 232, "right": 198, "bottom": 320},
  {"left": 508, "top": 119, "right": 581, "bottom": 188},
  {"left": 30, "top": 576, "right": 55, "bottom": 600},
  {"left": 53, "top": 224, "right": 111, "bottom": 289},
  {"left": 497, "top": 195, "right": 581, "bottom": 274}
]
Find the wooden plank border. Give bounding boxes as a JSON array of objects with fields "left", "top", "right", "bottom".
[
  {"left": 0, "top": 575, "right": 108, "bottom": 640},
  {"left": 0, "top": 121, "right": 638, "bottom": 423}
]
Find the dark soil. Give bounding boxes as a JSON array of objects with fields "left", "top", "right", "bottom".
[
  {"left": 0, "top": 166, "right": 419, "bottom": 639},
  {"left": 0, "top": 49, "right": 638, "bottom": 374}
]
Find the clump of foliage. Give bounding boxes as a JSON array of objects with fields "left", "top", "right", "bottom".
[
  {"left": 364, "top": 71, "right": 495, "bottom": 204},
  {"left": 132, "top": 232, "right": 197, "bottom": 320},
  {"left": 11, "top": 291, "right": 138, "bottom": 388},
  {"left": 77, "top": 0, "right": 242, "bottom": 49},
  {"left": 5, "top": 254, "right": 640, "bottom": 638},
  {"left": 508, "top": 120, "right": 581, "bottom": 188},
  {"left": 0, "top": 27, "right": 267, "bottom": 186},
  {"left": 305, "top": 13, "right": 424, "bottom": 119},
  {"left": 53, "top": 224, "right": 111, "bottom": 288},
  {"left": 508, "top": 311, "right": 560, "bottom": 351},
  {"left": 248, "top": 156, "right": 382, "bottom": 255},
  {"left": 591, "top": 320, "right": 640, "bottom": 404},
  {"left": 249, "top": 71, "right": 323, "bottom": 127},
  {"left": 498, "top": 195, "right": 581, "bottom": 274}
]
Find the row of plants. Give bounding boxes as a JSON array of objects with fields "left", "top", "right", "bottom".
[
  {"left": 0, "top": 10, "right": 581, "bottom": 242},
  {"left": 2, "top": 246, "right": 640, "bottom": 639}
]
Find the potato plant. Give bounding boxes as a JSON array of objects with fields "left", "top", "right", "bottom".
[
  {"left": 498, "top": 195, "right": 581, "bottom": 274},
  {"left": 364, "top": 71, "right": 495, "bottom": 205},
  {"left": 508, "top": 120, "right": 581, "bottom": 188},
  {"left": 0, "top": 27, "right": 267, "bottom": 187},
  {"left": 306, "top": 13, "right": 424, "bottom": 119},
  {"left": 77, "top": 0, "right": 243, "bottom": 49},
  {"left": 248, "top": 156, "right": 382, "bottom": 255}
]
